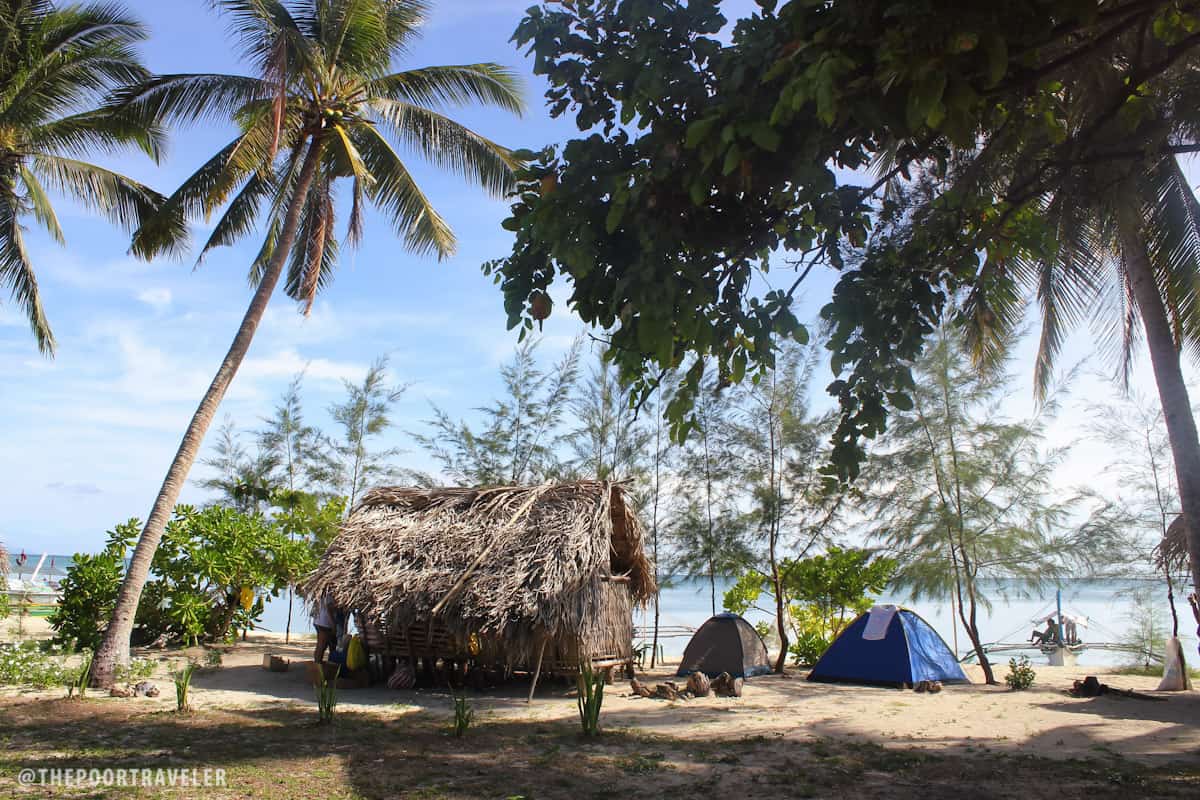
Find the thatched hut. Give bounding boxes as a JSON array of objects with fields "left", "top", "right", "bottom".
[{"left": 303, "top": 481, "right": 655, "bottom": 678}]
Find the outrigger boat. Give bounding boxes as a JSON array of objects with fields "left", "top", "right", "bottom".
[
  {"left": 961, "top": 589, "right": 1162, "bottom": 667},
  {"left": 4, "top": 552, "right": 63, "bottom": 617}
]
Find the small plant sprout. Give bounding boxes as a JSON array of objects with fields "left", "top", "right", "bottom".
[
  {"left": 576, "top": 661, "right": 605, "bottom": 736},
  {"left": 172, "top": 660, "right": 198, "bottom": 712},
  {"left": 67, "top": 650, "right": 93, "bottom": 699},
  {"left": 1005, "top": 656, "right": 1036, "bottom": 691},
  {"left": 451, "top": 691, "right": 473, "bottom": 737},
  {"left": 315, "top": 665, "right": 340, "bottom": 723}
]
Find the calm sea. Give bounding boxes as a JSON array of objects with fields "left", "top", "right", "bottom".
[{"left": 10, "top": 555, "right": 1196, "bottom": 666}]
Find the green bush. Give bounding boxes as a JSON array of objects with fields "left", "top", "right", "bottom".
[
  {"left": 725, "top": 547, "right": 897, "bottom": 667},
  {"left": 1005, "top": 656, "right": 1036, "bottom": 691},
  {"left": 49, "top": 521, "right": 137, "bottom": 650},
  {"left": 52, "top": 505, "right": 312, "bottom": 648}
]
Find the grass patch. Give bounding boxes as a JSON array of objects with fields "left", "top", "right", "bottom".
[{"left": 0, "top": 698, "right": 1197, "bottom": 798}]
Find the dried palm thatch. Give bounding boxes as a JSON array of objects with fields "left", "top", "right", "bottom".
[
  {"left": 302, "top": 481, "right": 655, "bottom": 667},
  {"left": 1156, "top": 515, "right": 1191, "bottom": 573}
]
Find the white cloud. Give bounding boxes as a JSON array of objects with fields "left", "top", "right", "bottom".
[
  {"left": 46, "top": 481, "right": 103, "bottom": 496},
  {"left": 240, "top": 348, "right": 367, "bottom": 386},
  {"left": 136, "top": 288, "right": 173, "bottom": 310},
  {"left": 0, "top": 305, "right": 23, "bottom": 327}
]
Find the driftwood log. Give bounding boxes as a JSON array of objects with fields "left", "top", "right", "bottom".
[{"left": 629, "top": 672, "right": 744, "bottom": 701}]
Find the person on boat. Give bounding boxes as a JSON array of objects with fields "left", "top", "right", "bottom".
[
  {"left": 1030, "top": 617, "right": 1059, "bottom": 646},
  {"left": 1063, "top": 616, "right": 1079, "bottom": 646}
]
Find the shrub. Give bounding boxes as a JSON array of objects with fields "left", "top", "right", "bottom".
[
  {"left": 53, "top": 506, "right": 309, "bottom": 648},
  {"left": 1005, "top": 656, "right": 1036, "bottom": 691},
  {"left": 50, "top": 521, "right": 137, "bottom": 650},
  {"left": 724, "top": 547, "right": 897, "bottom": 667}
]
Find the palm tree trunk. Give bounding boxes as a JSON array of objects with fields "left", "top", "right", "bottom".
[
  {"left": 1120, "top": 221, "right": 1200, "bottom": 599},
  {"left": 91, "top": 138, "right": 325, "bottom": 687}
]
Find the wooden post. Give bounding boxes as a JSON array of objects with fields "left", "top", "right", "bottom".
[{"left": 527, "top": 638, "right": 547, "bottom": 704}]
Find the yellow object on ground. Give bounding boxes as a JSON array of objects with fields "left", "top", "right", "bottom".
[{"left": 346, "top": 635, "right": 366, "bottom": 671}]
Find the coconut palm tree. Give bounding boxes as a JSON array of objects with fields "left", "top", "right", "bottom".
[
  {"left": 90, "top": 0, "right": 524, "bottom": 684},
  {"left": 0, "top": 0, "right": 165, "bottom": 355},
  {"left": 953, "top": 41, "right": 1200, "bottom": 599}
]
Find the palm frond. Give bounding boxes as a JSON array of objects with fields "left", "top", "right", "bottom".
[
  {"left": 26, "top": 108, "right": 165, "bottom": 161},
  {"left": 369, "top": 63, "right": 525, "bottom": 114},
  {"left": 284, "top": 168, "right": 338, "bottom": 311},
  {"left": 31, "top": 154, "right": 164, "bottom": 234},
  {"left": 197, "top": 168, "right": 277, "bottom": 263},
  {"left": 1144, "top": 154, "right": 1200, "bottom": 364},
  {"left": 107, "top": 73, "right": 266, "bottom": 127},
  {"left": 0, "top": 2, "right": 150, "bottom": 125},
  {"left": 314, "top": 0, "right": 390, "bottom": 76},
  {"left": 369, "top": 98, "right": 521, "bottom": 197},
  {"left": 352, "top": 121, "right": 454, "bottom": 258},
  {"left": 247, "top": 138, "right": 307, "bottom": 284},
  {"left": 129, "top": 135, "right": 253, "bottom": 260},
  {"left": 0, "top": 179, "right": 53, "bottom": 354},
  {"left": 957, "top": 254, "right": 1023, "bottom": 377},
  {"left": 380, "top": 0, "right": 430, "bottom": 60},
  {"left": 16, "top": 162, "right": 64, "bottom": 244},
  {"left": 1027, "top": 190, "right": 1106, "bottom": 400},
  {"left": 212, "top": 0, "right": 313, "bottom": 76}
]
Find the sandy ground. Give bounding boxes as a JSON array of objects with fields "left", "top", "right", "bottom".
[
  {"left": 1, "top": 613, "right": 52, "bottom": 639},
  {"left": 5, "top": 631, "right": 1192, "bottom": 765}
]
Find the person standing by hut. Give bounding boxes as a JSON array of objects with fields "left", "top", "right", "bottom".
[{"left": 311, "top": 595, "right": 345, "bottom": 664}]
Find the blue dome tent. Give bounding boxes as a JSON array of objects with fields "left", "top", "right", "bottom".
[{"left": 807, "top": 605, "right": 969, "bottom": 687}]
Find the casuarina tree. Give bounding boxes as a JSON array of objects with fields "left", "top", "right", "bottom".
[{"left": 91, "top": 0, "right": 524, "bottom": 685}]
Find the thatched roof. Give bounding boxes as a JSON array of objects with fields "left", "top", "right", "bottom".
[
  {"left": 303, "top": 481, "right": 655, "bottom": 652},
  {"left": 1156, "top": 515, "right": 1191, "bottom": 571}
]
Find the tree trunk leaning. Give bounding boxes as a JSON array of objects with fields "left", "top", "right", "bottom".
[
  {"left": 1121, "top": 220, "right": 1200, "bottom": 600},
  {"left": 90, "top": 139, "right": 325, "bottom": 687}
]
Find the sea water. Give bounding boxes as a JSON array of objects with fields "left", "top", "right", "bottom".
[
  {"left": 256, "top": 576, "right": 1199, "bottom": 667},
  {"left": 11, "top": 554, "right": 1196, "bottom": 667}
]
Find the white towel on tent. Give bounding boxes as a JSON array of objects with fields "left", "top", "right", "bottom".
[{"left": 862, "top": 604, "right": 898, "bottom": 640}]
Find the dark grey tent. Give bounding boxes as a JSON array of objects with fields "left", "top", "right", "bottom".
[{"left": 676, "top": 613, "right": 772, "bottom": 678}]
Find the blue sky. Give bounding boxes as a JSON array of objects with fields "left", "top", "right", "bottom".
[{"left": 1, "top": 0, "right": 1193, "bottom": 556}]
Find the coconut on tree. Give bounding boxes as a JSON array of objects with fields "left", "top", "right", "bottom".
[
  {"left": 0, "top": 0, "right": 166, "bottom": 355},
  {"left": 90, "top": 0, "right": 525, "bottom": 685}
]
